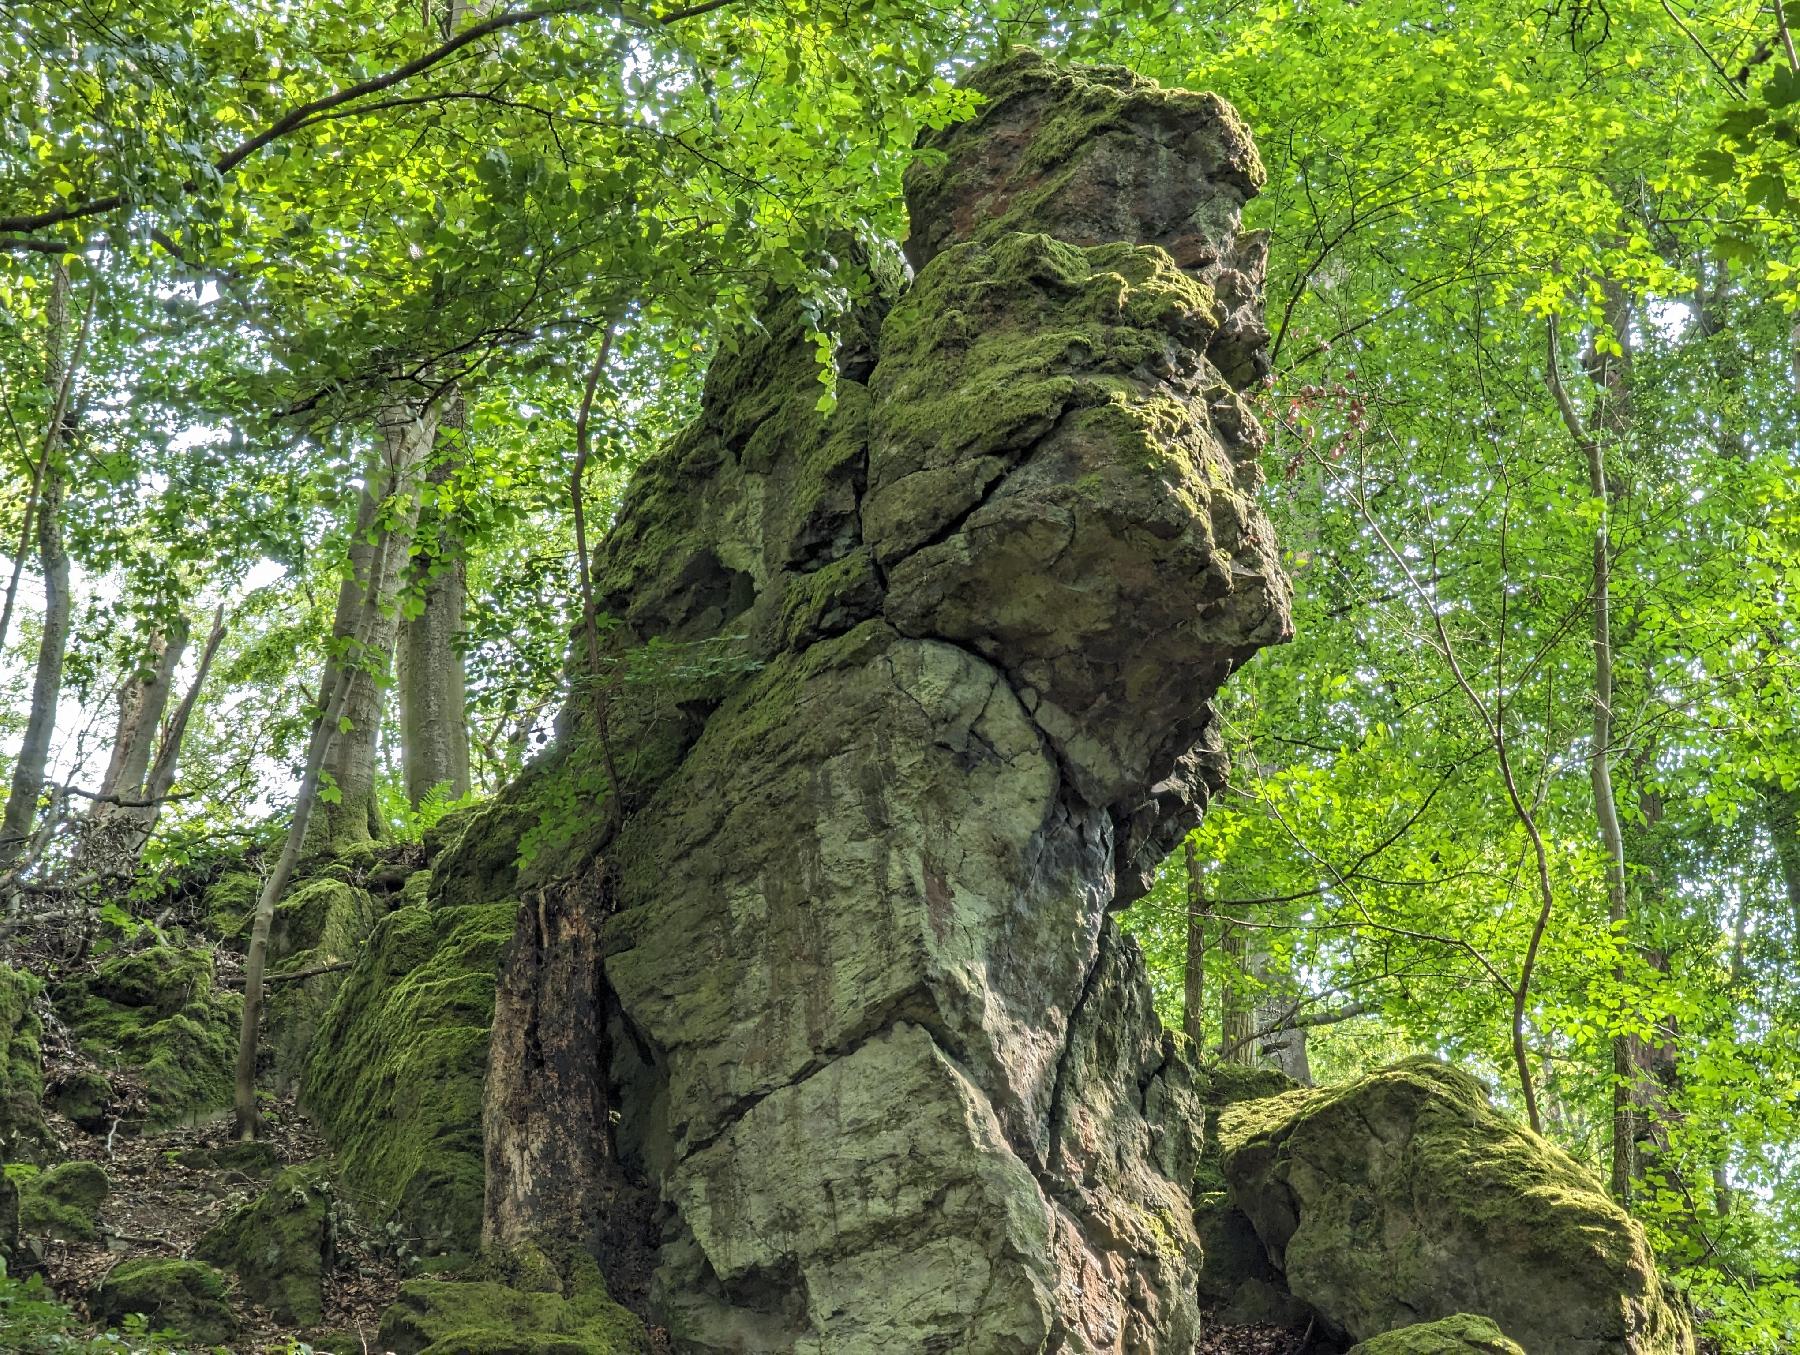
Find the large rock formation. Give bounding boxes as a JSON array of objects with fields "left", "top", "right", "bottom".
[
  {"left": 1218, "top": 1059, "right": 1695, "bottom": 1355},
  {"left": 408, "top": 50, "right": 1289, "bottom": 1351}
]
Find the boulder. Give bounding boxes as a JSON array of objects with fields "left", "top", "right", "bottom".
[
  {"left": 444, "top": 49, "right": 1290, "bottom": 1352},
  {"left": 18, "top": 1159, "right": 108, "bottom": 1241},
  {"left": 1348, "top": 1314, "right": 1526, "bottom": 1355},
  {"left": 263, "top": 877, "right": 378, "bottom": 1092},
  {"left": 55, "top": 945, "right": 241, "bottom": 1128},
  {"left": 1219, "top": 1058, "right": 1694, "bottom": 1355},
  {"left": 45, "top": 1068, "right": 113, "bottom": 1132},
  {"left": 194, "top": 1163, "right": 334, "bottom": 1324},
  {"left": 93, "top": 1258, "right": 236, "bottom": 1344}
]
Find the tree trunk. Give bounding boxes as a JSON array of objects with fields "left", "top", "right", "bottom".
[
  {"left": 1182, "top": 837, "right": 1206, "bottom": 1053},
  {"left": 482, "top": 868, "right": 617, "bottom": 1253},
  {"left": 306, "top": 403, "right": 438, "bottom": 854},
  {"left": 1218, "top": 909, "right": 1254, "bottom": 1065},
  {"left": 398, "top": 393, "right": 471, "bottom": 807},
  {"left": 118, "top": 605, "right": 228, "bottom": 859},
  {"left": 76, "top": 622, "right": 189, "bottom": 874},
  {"left": 1549, "top": 306, "right": 1637, "bottom": 1201},
  {"left": 0, "top": 266, "right": 76, "bottom": 875},
  {"left": 95, "top": 625, "right": 189, "bottom": 805}
]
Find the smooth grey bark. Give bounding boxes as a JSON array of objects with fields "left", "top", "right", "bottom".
[
  {"left": 307, "top": 403, "right": 437, "bottom": 853},
  {"left": 0, "top": 266, "right": 77, "bottom": 874},
  {"left": 1182, "top": 836, "right": 1206, "bottom": 1052},
  {"left": 114, "top": 604, "right": 228, "bottom": 860},
  {"left": 397, "top": 393, "right": 471, "bottom": 806},
  {"left": 75, "top": 622, "right": 189, "bottom": 872}
]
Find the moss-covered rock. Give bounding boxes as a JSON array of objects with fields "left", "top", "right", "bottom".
[
  {"left": 0, "top": 964, "right": 51, "bottom": 1161},
  {"left": 174, "top": 1139, "right": 280, "bottom": 1178},
  {"left": 201, "top": 869, "right": 263, "bottom": 938},
  {"left": 0, "top": 1171, "right": 18, "bottom": 1264},
  {"left": 376, "top": 1255, "right": 647, "bottom": 1355},
  {"left": 194, "top": 1163, "right": 334, "bottom": 1324},
  {"left": 18, "top": 1160, "right": 109, "bottom": 1241},
  {"left": 56, "top": 945, "right": 241, "bottom": 1128},
  {"left": 400, "top": 868, "right": 434, "bottom": 908},
  {"left": 1348, "top": 1314, "right": 1526, "bottom": 1355},
  {"left": 45, "top": 1068, "right": 113, "bottom": 1132},
  {"left": 263, "top": 877, "right": 379, "bottom": 1092},
  {"left": 1220, "top": 1058, "right": 1694, "bottom": 1354},
  {"left": 304, "top": 901, "right": 514, "bottom": 1264},
  {"left": 93, "top": 1258, "right": 236, "bottom": 1343}
]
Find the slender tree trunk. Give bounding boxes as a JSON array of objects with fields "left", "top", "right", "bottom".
[
  {"left": 1182, "top": 837, "right": 1207, "bottom": 1053},
  {"left": 307, "top": 403, "right": 437, "bottom": 854},
  {"left": 95, "top": 625, "right": 189, "bottom": 805},
  {"left": 398, "top": 389, "right": 471, "bottom": 806},
  {"left": 0, "top": 266, "right": 77, "bottom": 874},
  {"left": 235, "top": 549, "right": 388, "bottom": 1138},
  {"left": 76, "top": 622, "right": 189, "bottom": 873},
  {"left": 1218, "top": 909, "right": 1254, "bottom": 1065},
  {"left": 1549, "top": 310, "right": 1637, "bottom": 1200},
  {"left": 119, "top": 605, "right": 227, "bottom": 858}
]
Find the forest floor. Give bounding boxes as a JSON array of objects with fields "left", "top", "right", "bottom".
[
  {"left": 1197, "top": 1314, "right": 1338, "bottom": 1354},
  {"left": 27, "top": 1028, "right": 404, "bottom": 1352}
]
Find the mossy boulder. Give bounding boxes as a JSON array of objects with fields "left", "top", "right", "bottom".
[
  {"left": 0, "top": 964, "right": 51, "bottom": 1161},
  {"left": 174, "top": 1139, "right": 280, "bottom": 1178},
  {"left": 304, "top": 900, "right": 514, "bottom": 1264},
  {"left": 18, "top": 1160, "right": 109, "bottom": 1241},
  {"left": 56, "top": 945, "right": 241, "bottom": 1128},
  {"left": 1348, "top": 1314, "right": 1526, "bottom": 1354},
  {"left": 201, "top": 869, "right": 263, "bottom": 938},
  {"left": 195, "top": 1163, "right": 334, "bottom": 1324},
  {"left": 45, "top": 1068, "right": 113, "bottom": 1132},
  {"left": 93, "top": 1258, "right": 236, "bottom": 1343},
  {"left": 377, "top": 1256, "right": 647, "bottom": 1355},
  {"left": 1219, "top": 1058, "right": 1694, "bottom": 1354}
]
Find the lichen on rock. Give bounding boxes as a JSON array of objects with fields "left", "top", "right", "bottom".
[{"left": 1219, "top": 1057, "right": 1694, "bottom": 1355}]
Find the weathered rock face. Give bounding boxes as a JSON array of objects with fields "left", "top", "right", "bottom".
[
  {"left": 1218, "top": 1059, "right": 1695, "bottom": 1355},
  {"left": 436, "top": 49, "right": 1290, "bottom": 1351}
]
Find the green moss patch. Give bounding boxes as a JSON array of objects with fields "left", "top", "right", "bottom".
[
  {"left": 0, "top": 964, "right": 51, "bottom": 1161},
  {"left": 55, "top": 945, "right": 241, "bottom": 1129},
  {"left": 304, "top": 901, "right": 515, "bottom": 1264},
  {"left": 377, "top": 1254, "right": 647, "bottom": 1355},
  {"left": 1347, "top": 1314, "right": 1525, "bottom": 1355},
  {"left": 93, "top": 1258, "right": 236, "bottom": 1344}
]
